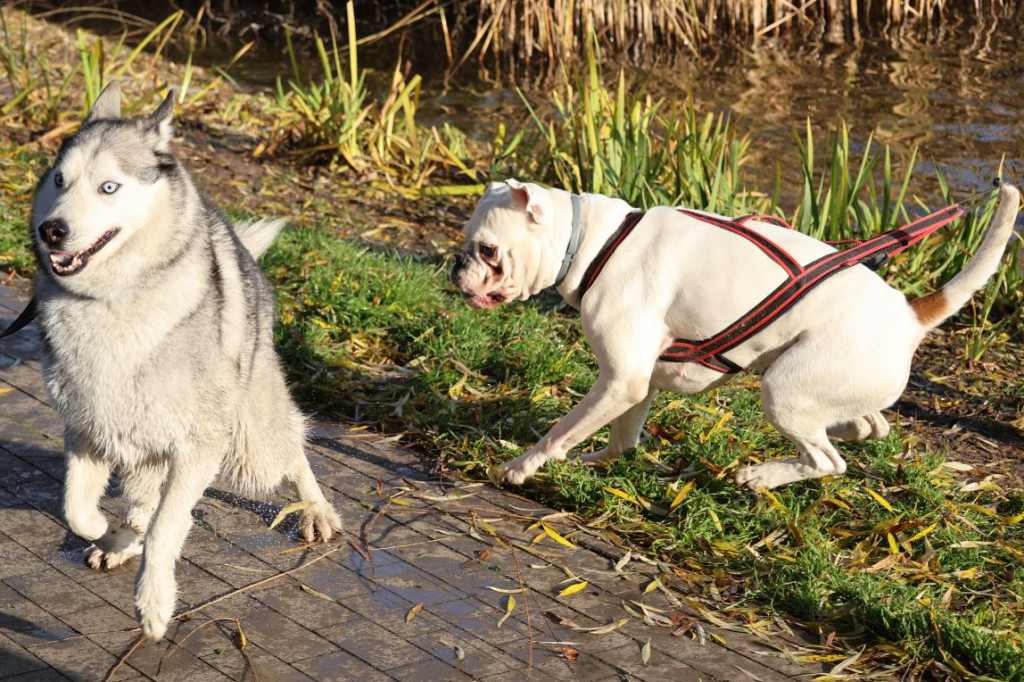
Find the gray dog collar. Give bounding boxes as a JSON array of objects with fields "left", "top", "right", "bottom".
[{"left": 554, "top": 193, "right": 583, "bottom": 286}]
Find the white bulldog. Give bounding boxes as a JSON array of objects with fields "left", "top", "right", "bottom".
[{"left": 450, "top": 179, "right": 1020, "bottom": 489}]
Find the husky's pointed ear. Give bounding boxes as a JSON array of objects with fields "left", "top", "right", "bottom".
[
  {"left": 85, "top": 82, "right": 122, "bottom": 122},
  {"left": 505, "top": 179, "right": 548, "bottom": 226},
  {"left": 146, "top": 89, "right": 177, "bottom": 150}
]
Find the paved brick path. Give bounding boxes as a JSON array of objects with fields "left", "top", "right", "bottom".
[{"left": 0, "top": 281, "right": 823, "bottom": 681}]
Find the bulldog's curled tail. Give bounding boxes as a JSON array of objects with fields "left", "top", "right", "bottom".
[
  {"left": 910, "top": 182, "right": 1020, "bottom": 331},
  {"left": 234, "top": 218, "right": 286, "bottom": 260}
]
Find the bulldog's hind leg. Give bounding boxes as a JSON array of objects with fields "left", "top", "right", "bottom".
[
  {"left": 735, "top": 337, "right": 904, "bottom": 490},
  {"left": 495, "top": 374, "right": 656, "bottom": 484},
  {"left": 579, "top": 387, "right": 657, "bottom": 464},
  {"left": 734, "top": 421, "right": 846, "bottom": 491},
  {"left": 827, "top": 411, "right": 890, "bottom": 442},
  {"left": 736, "top": 390, "right": 848, "bottom": 491}
]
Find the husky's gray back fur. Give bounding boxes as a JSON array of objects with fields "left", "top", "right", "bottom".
[{"left": 30, "top": 82, "right": 341, "bottom": 642}]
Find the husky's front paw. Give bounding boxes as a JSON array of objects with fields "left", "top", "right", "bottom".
[
  {"left": 85, "top": 541, "right": 143, "bottom": 570},
  {"left": 135, "top": 571, "right": 176, "bottom": 642},
  {"left": 85, "top": 524, "right": 142, "bottom": 570},
  {"left": 299, "top": 503, "right": 342, "bottom": 543}
]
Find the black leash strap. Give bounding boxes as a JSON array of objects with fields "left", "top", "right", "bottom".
[{"left": 0, "top": 297, "right": 38, "bottom": 339}]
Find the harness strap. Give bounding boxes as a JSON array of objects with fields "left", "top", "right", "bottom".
[
  {"left": 676, "top": 209, "right": 802, "bottom": 278},
  {"left": 0, "top": 296, "right": 37, "bottom": 339},
  {"left": 579, "top": 201, "right": 970, "bottom": 373},
  {"left": 579, "top": 210, "right": 645, "bottom": 295}
]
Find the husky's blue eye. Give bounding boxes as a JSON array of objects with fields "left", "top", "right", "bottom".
[
  {"left": 100, "top": 181, "right": 120, "bottom": 195},
  {"left": 54, "top": 171, "right": 64, "bottom": 188}
]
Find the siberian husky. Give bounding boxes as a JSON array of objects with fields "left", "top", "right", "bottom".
[{"left": 29, "top": 82, "right": 342, "bottom": 641}]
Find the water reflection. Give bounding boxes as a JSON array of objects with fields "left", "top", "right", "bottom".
[
  {"left": 673, "top": 26, "right": 1024, "bottom": 201},
  {"left": 417, "top": 22, "right": 1024, "bottom": 204}
]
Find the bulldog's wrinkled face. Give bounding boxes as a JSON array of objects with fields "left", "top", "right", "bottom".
[{"left": 451, "top": 180, "right": 555, "bottom": 309}]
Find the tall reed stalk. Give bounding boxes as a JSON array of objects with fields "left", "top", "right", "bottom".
[
  {"left": 461, "top": 0, "right": 1017, "bottom": 62},
  {"left": 266, "top": 1, "right": 478, "bottom": 189},
  {"left": 510, "top": 35, "right": 760, "bottom": 214}
]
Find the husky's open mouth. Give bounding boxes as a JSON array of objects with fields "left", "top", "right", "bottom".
[{"left": 48, "top": 229, "right": 120, "bottom": 277}]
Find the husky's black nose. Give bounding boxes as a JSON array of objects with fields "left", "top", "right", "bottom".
[
  {"left": 39, "top": 219, "right": 69, "bottom": 247},
  {"left": 450, "top": 251, "right": 470, "bottom": 281}
]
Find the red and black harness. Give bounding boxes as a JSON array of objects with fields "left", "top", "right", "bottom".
[{"left": 578, "top": 202, "right": 972, "bottom": 374}]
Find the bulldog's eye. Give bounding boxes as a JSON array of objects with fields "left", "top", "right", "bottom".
[
  {"left": 478, "top": 244, "right": 498, "bottom": 261},
  {"left": 99, "top": 181, "right": 120, "bottom": 195},
  {"left": 54, "top": 171, "right": 64, "bottom": 188}
]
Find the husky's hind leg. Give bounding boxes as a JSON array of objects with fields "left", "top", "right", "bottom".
[
  {"left": 85, "top": 461, "right": 166, "bottom": 570},
  {"left": 134, "top": 452, "right": 220, "bottom": 642},
  {"left": 277, "top": 404, "right": 341, "bottom": 542},
  {"left": 288, "top": 456, "right": 343, "bottom": 542},
  {"left": 64, "top": 432, "right": 111, "bottom": 542},
  {"left": 238, "top": 366, "right": 342, "bottom": 542}
]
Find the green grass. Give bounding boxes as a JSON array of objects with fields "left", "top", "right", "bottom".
[{"left": 262, "top": 224, "right": 1024, "bottom": 679}]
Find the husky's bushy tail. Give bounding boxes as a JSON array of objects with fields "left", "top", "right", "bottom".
[{"left": 234, "top": 219, "right": 286, "bottom": 259}]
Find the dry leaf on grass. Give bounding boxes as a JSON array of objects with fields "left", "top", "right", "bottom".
[{"left": 268, "top": 501, "right": 316, "bottom": 530}]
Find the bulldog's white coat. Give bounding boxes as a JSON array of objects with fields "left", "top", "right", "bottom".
[{"left": 451, "top": 180, "right": 1020, "bottom": 489}]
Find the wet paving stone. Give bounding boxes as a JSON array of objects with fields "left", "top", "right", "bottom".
[
  {"left": 199, "top": 644, "right": 316, "bottom": 682},
  {"left": 232, "top": 602, "right": 339, "bottom": 663},
  {"left": 387, "top": 655, "right": 478, "bottom": 681},
  {"left": 248, "top": 577, "right": 361, "bottom": 631},
  {"left": 3, "top": 669, "right": 72, "bottom": 682},
  {"left": 117, "top": 640, "right": 235, "bottom": 682},
  {"left": 407, "top": 630, "right": 513, "bottom": 678},
  {"left": 320, "top": 619, "right": 430, "bottom": 671},
  {"left": 291, "top": 649, "right": 392, "bottom": 682},
  {"left": 0, "top": 631, "right": 49, "bottom": 679}
]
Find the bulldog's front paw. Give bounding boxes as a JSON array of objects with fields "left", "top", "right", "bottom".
[
  {"left": 491, "top": 456, "right": 539, "bottom": 485},
  {"left": 135, "top": 570, "right": 176, "bottom": 642},
  {"left": 299, "top": 503, "right": 343, "bottom": 543}
]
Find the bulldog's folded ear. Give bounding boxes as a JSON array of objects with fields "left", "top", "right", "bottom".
[{"left": 505, "top": 179, "right": 551, "bottom": 227}]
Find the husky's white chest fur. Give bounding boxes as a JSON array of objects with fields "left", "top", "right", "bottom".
[{"left": 39, "top": 277, "right": 212, "bottom": 463}]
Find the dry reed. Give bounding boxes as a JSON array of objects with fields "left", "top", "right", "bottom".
[{"left": 461, "top": 0, "right": 1019, "bottom": 61}]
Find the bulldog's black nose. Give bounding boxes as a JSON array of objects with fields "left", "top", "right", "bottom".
[
  {"left": 39, "top": 219, "right": 69, "bottom": 248},
  {"left": 451, "top": 251, "right": 470, "bottom": 281}
]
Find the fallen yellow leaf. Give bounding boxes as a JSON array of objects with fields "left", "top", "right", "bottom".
[
  {"left": 269, "top": 501, "right": 316, "bottom": 530},
  {"left": 669, "top": 480, "right": 694, "bottom": 511},
  {"left": 558, "top": 580, "right": 588, "bottom": 597}
]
